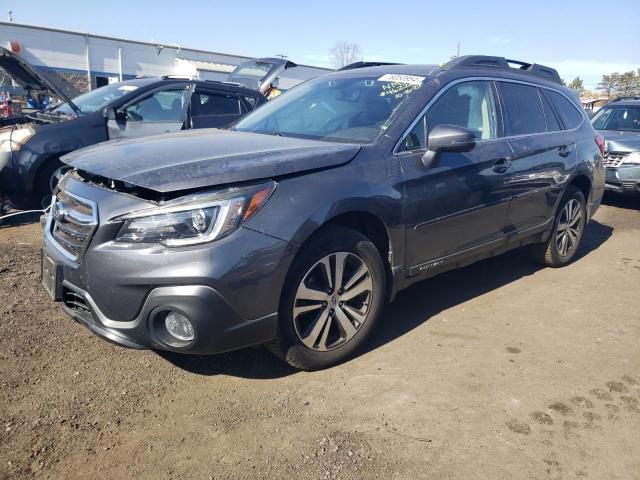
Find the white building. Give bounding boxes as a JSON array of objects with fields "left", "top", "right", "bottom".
[{"left": 0, "top": 21, "right": 331, "bottom": 94}]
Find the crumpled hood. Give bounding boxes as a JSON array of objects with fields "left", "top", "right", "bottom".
[
  {"left": 62, "top": 129, "right": 361, "bottom": 193},
  {"left": 599, "top": 130, "right": 640, "bottom": 152}
]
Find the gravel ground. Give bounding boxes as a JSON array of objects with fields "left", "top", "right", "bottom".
[{"left": 1, "top": 194, "right": 639, "bottom": 480}]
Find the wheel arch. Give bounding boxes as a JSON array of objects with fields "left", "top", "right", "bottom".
[
  {"left": 27, "top": 152, "right": 70, "bottom": 194},
  {"left": 569, "top": 174, "right": 592, "bottom": 203},
  {"left": 291, "top": 210, "right": 396, "bottom": 303}
]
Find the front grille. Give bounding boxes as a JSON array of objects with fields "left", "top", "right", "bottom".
[
  {"left": 603, "top": 151, "right": 629, "bottom": 168},
  {"left": 622, "top": 180, "right": 640, "bottom": 191},
  {"left": 48, "top": 189, "right": 98, "bottom": 260}
]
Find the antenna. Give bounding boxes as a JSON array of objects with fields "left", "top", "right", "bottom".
[{"left": 451, "top": 42, "right": 461, "bottom": 60}]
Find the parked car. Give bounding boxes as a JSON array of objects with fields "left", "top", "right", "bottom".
[
  {"left": 0, "top": 46, "right": 267, "bottom": 208},
  {"left": 41, "top": 55, "right": 604, "bottom": 370},
  {"left": 591, "top": 97, "right": 640, "bottom": 196}
]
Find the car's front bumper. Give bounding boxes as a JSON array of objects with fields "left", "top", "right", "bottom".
[
  {"left": 605, "top": 165, "right": 640, "bottom": 195},
  {"left": 56, "top": 280, "right": 278, "bottom": 354},
  {"left": 41, "top": 174, "right": 296, "bottom": 354}
]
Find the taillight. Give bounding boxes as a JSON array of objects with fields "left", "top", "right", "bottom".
[{"left": 595, "top": 134, "right": 605, "bottom": 156}]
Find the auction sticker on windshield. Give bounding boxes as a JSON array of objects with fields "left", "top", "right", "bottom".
[{"left": 377, "top": 74, "right": 425, "bottom": 85}]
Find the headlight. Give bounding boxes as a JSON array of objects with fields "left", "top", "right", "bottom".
[
  {"left": 114, "top": 181, "right": 276, "bottom": 246},
  {"left": 0, "top": 126, "right": 36, "bottom": 153},
  {"left": 623, "top": 151, "right": 640, "bottom": 165}
]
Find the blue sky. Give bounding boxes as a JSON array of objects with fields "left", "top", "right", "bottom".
[{"left": 3, "top": 0, "right": 639, "bottom": 89}]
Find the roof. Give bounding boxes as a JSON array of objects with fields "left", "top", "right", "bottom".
[
  {"left": 444, "top": 55, "right": 563, "bottom": 84},
  {"left": 330, "top": 64, "right": 442, "bottom": 77},
  {"left": 606, "top": 96, "right": 640, "bottom": 106},
  {"left": 116, "top": 76, "right": 266, "bottom": 97}
]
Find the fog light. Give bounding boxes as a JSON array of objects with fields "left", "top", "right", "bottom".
[{"left": 164, "top": 311, "right": 194, "bottom": 341}]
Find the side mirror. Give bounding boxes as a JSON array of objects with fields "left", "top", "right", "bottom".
[
  {"left": 422, "top": 124, "right": 477, "bottom": 168},
  {"left": 103, "top": 106, "right": 125, "bottom": 122}
]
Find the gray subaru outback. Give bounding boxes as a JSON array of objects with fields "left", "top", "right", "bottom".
[{"left": 41, "top": 56, "right": 605, "bottom": 370}]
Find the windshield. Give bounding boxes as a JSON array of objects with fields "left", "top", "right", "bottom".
[
  {"left": 231, "top": 61, "right": 276, "bottom": 80},
  {"left": 235, "top": 73, "right": 427, "bottom": 143},
  {"left": 51, "top": 82, "right": 143, "bottom": 115},
  {"left": 592, "top": 105, "right": 640, "bottom": 132}
]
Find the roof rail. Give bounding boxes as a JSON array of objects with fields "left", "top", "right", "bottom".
[
  {"left": 338, "top": 61, "right": 403, "bottom": 71},
  {"left": 444, "top": 55, "right": 562, "bottom": 84},
  {"left": 160, "top": 75, "right": 196, "bottom": 80},
  {"left": 610, "top": 96, "right": 640, "bottom": 103}
]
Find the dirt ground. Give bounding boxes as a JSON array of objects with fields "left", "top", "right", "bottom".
[{"left": 1, "top": 194, "right": 639, "bottom": 480}]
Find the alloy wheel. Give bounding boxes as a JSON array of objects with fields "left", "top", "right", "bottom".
[
  {"left": 293, "top": 252, "right": 373, "bottom": 352},
  {"left": 556, "top": 198, "right": 582, "bottom": 257}
]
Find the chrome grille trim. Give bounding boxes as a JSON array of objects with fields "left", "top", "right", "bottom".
[
  {"left": 46, "top": 189, "right": 98, "bottom": 261},
  {"left": 603, "top": 151, "right": 630, "bottom": 168}
]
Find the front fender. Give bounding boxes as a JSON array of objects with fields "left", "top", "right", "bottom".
[{"left": 245, "top": 157, "right": 405, "bottom": 269}]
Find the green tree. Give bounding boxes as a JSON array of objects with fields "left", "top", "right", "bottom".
[
  {"left": 598, "top": 73, "right": 618, "bottom": 98},
  {"left": 597, "top": 70, "right": 640, "bottom": 98},
  {"left": 568, "top": 77, "right": 585, "bottom": 96}
]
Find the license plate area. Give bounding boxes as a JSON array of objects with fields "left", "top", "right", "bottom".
[{"left": 41, "top": 251, "right": 62, "bottom": 301}]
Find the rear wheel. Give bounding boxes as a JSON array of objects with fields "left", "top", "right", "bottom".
[
  {"left": 267, "top": 226, "right": 386, "bottom": 370},
  {"left": 530, "top": 186, "right": 587, "bottom": 267}
]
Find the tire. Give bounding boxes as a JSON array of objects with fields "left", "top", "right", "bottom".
[
  {"left": 530, "top": 186, "right": 587, "bottom": 267},
  {"left": 267, "top": 225, "right": 386, "bottom": 370},
  {"left": 33, "top": 159, "right": 70, "bottom": 209}
]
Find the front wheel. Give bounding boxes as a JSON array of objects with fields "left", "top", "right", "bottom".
[
  {"left": 530, "top": 186, "right": 587, "bottom": 267},
  {"left": 267, "top": 226, "right": 386, "bottom": 370},
  {"left": 34, "top": 160, "right": 71, "bottom": 209}
]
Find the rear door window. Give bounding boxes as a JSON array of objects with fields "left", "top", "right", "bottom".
[
  {"left": 547, "top": 90, "right": 584, "bottom": 130},
  {"left": 498, "top": 82, "right": 547, "bottom": 136},
  {"left": 191, "top": 92, "right": 241, "bottom": 117}
]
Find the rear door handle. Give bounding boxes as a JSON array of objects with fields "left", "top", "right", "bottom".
[
  {"left": 558, "top": 145, "right": 572, "bottom": 157},
  {"left": 493, "top": 157, "right": 512, "bottom": 173}
]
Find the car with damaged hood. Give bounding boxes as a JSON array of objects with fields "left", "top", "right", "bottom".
[
  {"left": 591, "top": 97, "right": 640, "bottom": 196},
  {"left": 0, "top": 46, "right": 266, "bottom": 209},
  {"left": 41, "top": 56, "right": 603, "bottom": 370}
]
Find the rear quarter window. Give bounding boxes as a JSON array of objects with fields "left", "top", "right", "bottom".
[
  {"left": 498, "top": 82, "right": 547, "bottom": 136},
  {"left": 547, "top": 90, "right": 584, "bottom": 130}
]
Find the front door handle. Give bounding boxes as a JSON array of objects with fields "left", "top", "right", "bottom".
[{"left": 493, "top": 157, "right": 512, "bottom": 173}]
